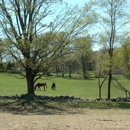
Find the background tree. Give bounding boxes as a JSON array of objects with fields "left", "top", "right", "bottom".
[
  {"left": 0, "top": 39, "right": 8, "bottom": 63},
  {"left": 121, "top": 36, "right": 130, "bottom": 77},
  {"left": 112, "top": 47, "right": 124, "bottom": 75},
  {"left": 0, "top": 0, "right": 96, "bottom": 95},
  {"left": 65, "top": 53, "right": 77, "bottom": 78},
  {"left": 74, "top": 35, "right": 93, "bottom": 79}
]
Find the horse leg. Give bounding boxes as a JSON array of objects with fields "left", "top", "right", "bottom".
[{"left": 38, "top": 86, "right": 41, "bottom": 91}]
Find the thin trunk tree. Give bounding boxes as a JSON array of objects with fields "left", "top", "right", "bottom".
[{"left": 97, "top": 0, "right": 128, "bottom": 99}]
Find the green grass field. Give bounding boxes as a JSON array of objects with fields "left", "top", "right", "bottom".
[{"left": 0, "top": 73, "right": 130, "bottom": 99}]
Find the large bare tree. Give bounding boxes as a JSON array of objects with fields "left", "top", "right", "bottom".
[{"left": 0, "top": 0, "right": 96, "bottom": 95}]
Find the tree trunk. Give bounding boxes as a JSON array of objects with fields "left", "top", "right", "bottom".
[
  {"left": 107, "top": 48, "right": 113, "bottom": 99},
  {"left": 81, "top": 56, "right": 87, "bottom": 79},
  {"left": 127, "top": 66, "right": 130, "bottom": 77},
  {"left": 98, "top": 74, "right": 102, "bottom": 99},
  {"left": 26, "top": 68, "right": 35, "bottom": 95},
  {"left": 99, "top": 87, "right": 102, "bottom": 99},
  {"left": 69, "top": 65, "right": 72, "bottom": 78},
  {"left": 108, "top": 68, "right": 112, "bottom": 99},
  {"left": 61, "top": 64, "right": 65, "bottom": 77},
  {"left": 56, "top": 65, "right": 59, "bottom": 76}
]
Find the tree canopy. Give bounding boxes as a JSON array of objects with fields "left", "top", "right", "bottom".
[{"left": 0, "top": 0, "right": 96, "bottom": 94}]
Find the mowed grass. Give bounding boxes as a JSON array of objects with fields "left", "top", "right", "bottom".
[
  {"left": 0, "top": 73, "right": 27, "bottom": 95},
  {"left": 0, "top": 73, "right": 130, "bottom": 99}
]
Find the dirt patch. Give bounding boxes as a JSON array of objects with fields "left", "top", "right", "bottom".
[{"left": 0, "top": 109, "right": 130, "bottom": 130}]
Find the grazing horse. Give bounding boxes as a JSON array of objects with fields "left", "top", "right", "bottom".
[
  {"left": 34, "top": 82, "right": 47, "bottom": 91},
  {"left": 51, "top": 82, "right": 56, "bottom": 90}
]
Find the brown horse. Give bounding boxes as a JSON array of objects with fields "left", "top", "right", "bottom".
[
  {"left": 34, "top": 82, "right": 47, "bottom": 91},
  {"left": 51, "top": 82, "right": 56, "bottom": 90}
]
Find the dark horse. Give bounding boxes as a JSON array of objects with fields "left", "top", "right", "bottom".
[
  {"left": 34, "top": 83, "right": 47, "bottom": 91},
  {"left": 51, "top": 82, "right": 56, "bottom": 90}
]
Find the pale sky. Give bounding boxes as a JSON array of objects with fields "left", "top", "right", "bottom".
[
  {"left": 63, "top": 0, "right": 87, "bottom": 6},
  {"left": 63, "top": 0, "right": 100, "bottom": 51}
]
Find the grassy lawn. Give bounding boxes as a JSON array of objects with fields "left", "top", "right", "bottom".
[
  {"left": 0, "top": 73, "right": 130, "bottom": 99},
  {"left": 0, "top": 73, "right": 130, "bottom": 112}
]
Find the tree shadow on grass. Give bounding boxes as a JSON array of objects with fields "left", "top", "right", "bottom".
[
  {"left": 116, "top": 102, "right": 130, "bottom": 109},
  {"left": 0, "top": 99, "right": 70, "bottom": 115},
  {"left": 0, "top": 99, "right": 87, "bottom": 115},
  {"left": 0, "top": 98, "right": 130, "bottom": 115}
]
